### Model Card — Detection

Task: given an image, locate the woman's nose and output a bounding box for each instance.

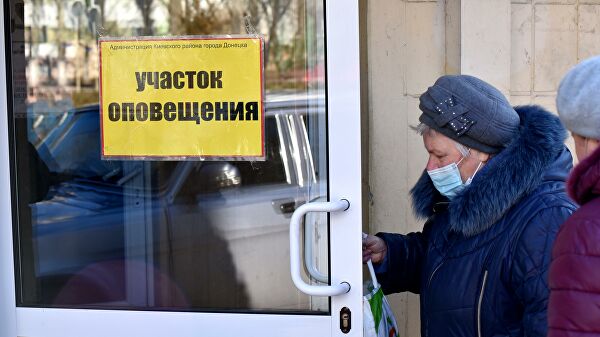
[426,158,437,171]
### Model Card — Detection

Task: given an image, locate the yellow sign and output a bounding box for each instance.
[99,36,264,159]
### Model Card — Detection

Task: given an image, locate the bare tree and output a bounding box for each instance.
[256,0,293,69]
[135,0,154,35]
[157,0,235,35]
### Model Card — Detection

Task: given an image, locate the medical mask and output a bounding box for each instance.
[427,157,483,199]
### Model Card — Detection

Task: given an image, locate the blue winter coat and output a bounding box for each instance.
[374,105,577,337]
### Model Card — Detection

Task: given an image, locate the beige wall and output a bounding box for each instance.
[366,0,598,336]
[510,1,600,112]
[367,2,443,336]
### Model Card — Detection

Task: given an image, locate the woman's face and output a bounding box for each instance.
[422,130,489,183]
[572,133,600,161]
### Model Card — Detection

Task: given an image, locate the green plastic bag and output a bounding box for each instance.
[363,259,400,337]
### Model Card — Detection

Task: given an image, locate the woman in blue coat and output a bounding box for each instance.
[363,75,577,337]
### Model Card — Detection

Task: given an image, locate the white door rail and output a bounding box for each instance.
[289,199,351,296]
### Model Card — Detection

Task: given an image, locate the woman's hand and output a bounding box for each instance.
[362,234,388,264]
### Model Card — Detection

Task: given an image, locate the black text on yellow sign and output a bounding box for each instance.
[99,37,264,160]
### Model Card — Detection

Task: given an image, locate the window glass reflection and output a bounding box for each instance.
[9,0,328,312]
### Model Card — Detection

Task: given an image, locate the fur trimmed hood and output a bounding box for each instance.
[410,105,571,237]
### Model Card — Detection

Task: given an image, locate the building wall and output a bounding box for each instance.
[367,2,444,336]
[366,0,598,336]
[510,1,600,113]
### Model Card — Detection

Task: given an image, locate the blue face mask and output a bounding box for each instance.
[427,157,482,199]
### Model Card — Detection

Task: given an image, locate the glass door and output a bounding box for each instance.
[0,0,363,336]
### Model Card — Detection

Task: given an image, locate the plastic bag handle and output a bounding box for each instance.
[363,232,380,289]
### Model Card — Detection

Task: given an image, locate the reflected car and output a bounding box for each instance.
[29,93,328,310]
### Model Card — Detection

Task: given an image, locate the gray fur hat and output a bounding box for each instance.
[419,75,520,154]
[557,55,600,139]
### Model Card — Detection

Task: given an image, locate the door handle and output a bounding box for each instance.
[274,196,329,282]
[304,213,328,283]
[290,199,351,296]
[272,198,297,214]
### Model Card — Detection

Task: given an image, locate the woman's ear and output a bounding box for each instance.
[472,149,491,163]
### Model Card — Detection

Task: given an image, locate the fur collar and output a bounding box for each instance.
[410,105,568,237]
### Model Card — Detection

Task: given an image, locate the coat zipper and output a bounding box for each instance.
[425,261,445,337]
[477,270,489,337]
[427,262,444,289]
[425,233,457,337]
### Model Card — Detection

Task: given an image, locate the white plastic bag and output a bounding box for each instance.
[363,257,400,337]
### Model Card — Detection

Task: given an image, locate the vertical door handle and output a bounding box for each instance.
[304,212,328,283]
[290,199,351,296]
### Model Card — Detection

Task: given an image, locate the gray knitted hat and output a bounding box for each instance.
[556,55,600,139]
[419,75,520,154]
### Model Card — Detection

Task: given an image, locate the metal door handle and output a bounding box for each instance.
[289,199,351,296]
[272,198,297,214]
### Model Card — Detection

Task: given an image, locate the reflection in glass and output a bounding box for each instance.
[8,0,328,312]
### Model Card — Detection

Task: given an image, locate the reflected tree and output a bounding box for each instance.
[135,0,154,35]
[159,0,233,35]
[245,0,306,87]
[255,0,293,70]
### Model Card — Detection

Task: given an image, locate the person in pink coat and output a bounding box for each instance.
[548,55,600,337]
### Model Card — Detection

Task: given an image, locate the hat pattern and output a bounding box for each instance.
[428,86,475,137]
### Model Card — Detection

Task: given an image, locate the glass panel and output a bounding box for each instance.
[7,0,327,313]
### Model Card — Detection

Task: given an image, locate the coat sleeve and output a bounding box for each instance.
[510,206,574,337]
[372,227,429,295]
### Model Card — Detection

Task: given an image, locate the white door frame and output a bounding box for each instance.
[0,0,363,335]
[0,1,18,334]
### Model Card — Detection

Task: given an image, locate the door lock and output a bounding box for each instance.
[340,307,351,333]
